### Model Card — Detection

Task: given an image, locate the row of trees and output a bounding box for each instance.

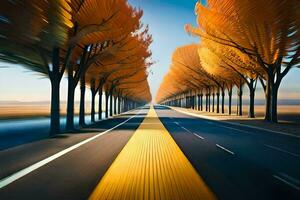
[157,0,300,123]
[0,0,152,134]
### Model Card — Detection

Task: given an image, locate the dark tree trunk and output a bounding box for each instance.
[221,90,225,114]
[118,96,121,114]
[109,93,113,117]
[238,86,243,116]
[79,75,86,127]
[271,83,279,123]
[228,88,232,115]
[91,91,96,123]
[212,93,215,112]
[105,92,109,118]
[66,70,75,131]
[98,89,103,120]
[208,91,211,112]
[114,96,117,115]
[200,94,203,111]
[248,81,255,118]
[50,78,60,135]
[216,92,220,113]
[205,93,208,111]
[265,73,272,121]
[236,90,239,115]
[197,94,201,111]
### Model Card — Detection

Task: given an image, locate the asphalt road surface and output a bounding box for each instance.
[155,105,300,200]
[0,105,299,200]
[0,108,148,199]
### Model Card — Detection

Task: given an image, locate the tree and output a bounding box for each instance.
[186,0,300,122]
[0,0,73,135]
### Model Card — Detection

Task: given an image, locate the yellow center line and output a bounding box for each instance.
[89,106,216,200]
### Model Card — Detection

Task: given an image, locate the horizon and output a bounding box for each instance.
[1,0,300,103]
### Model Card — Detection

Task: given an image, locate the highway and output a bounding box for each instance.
[0,108,147,199]
[0,105,299,199]
[156,105,300,200]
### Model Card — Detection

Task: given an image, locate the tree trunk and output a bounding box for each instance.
[105,92,109,118]
[66,72,75,131]
[238,86,243,116]
[228,88,232,115]
[208,91,211,112]
[79,75,86,127]
[118,96,121,114]
[50,78,60,135]
[114,96,117,115]
[271,83,279,123]
[91,90,96,123]
[249,87,255,118]
[236,90,239,115]
[265,73,272,121]
[221,91,225,114]
[109,93,113,117]
[98,89,103,120]
[212,93,215,112]
[205,93,208,111]
[200,94,203,111]
[197,94,201,111]
[216,92,220,113]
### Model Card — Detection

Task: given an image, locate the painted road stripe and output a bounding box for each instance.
[273,174,300,191]
[181,126,191,133]
[193,133,205,140]
[265,144,300,159]
[89,106,216,200]
[0,109,143,189]
[216,144,235,155]
[218,125,252,134]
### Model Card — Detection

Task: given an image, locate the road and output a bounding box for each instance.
[0,105,299,199]
[0,108,147,199]
[156,105,300,200]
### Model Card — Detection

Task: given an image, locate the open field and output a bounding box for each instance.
[0,102,94,119]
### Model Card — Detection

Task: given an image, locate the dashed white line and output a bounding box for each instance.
[0,109,142,189]
[219,125,252,134]
[181,126,191,133]
[177,124,205,140]
[193,133,204,140]
[273,174,300,191]
[265,144,300,159]
[216,144,235,155]
[174,122,179,125]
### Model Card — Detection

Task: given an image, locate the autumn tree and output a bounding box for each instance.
[186,0,300,122]
[0,0,74,134]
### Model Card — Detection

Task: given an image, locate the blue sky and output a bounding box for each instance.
[0,0,299,102]
[129,0,199,98]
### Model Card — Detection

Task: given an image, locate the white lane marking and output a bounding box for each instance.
[193,133,204,140]
[218,125,252,134]
[181,126,191,133]
[168,106,300,139]
[216,144,235,155]
[177,123,205,140]
[265,144,300,159]
[273,174,300,191]
[174,122,179,125]
[0,109,143,189]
